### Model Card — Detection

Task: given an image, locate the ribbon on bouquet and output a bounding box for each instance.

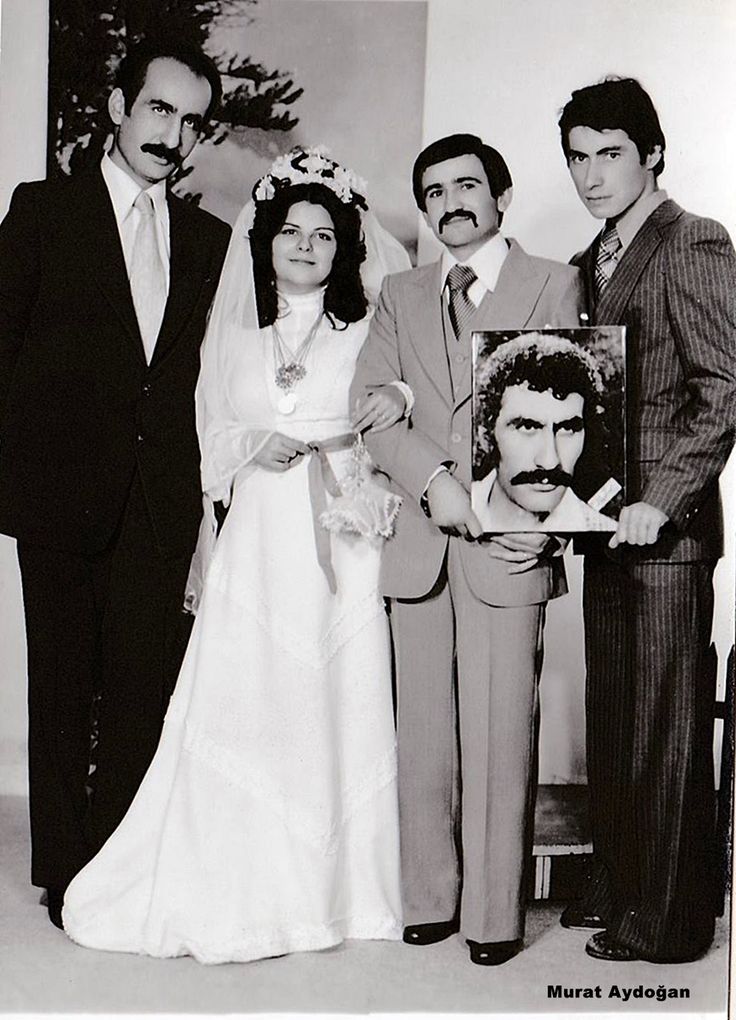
[305,432,355,594]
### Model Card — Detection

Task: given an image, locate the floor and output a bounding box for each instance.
[0,794,731,1016]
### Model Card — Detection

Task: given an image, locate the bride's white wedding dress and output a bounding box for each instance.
[62,290,403,964]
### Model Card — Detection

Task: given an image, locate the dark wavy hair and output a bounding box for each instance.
[115,39,222,122]
[558,77,666,178]
[474,339,610,496]
[249,182,368,328]
[412,133,513,223]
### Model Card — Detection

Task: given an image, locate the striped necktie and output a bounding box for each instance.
[442,263,475,342]
[129,190,167,363]
[446,264,477,341]
[594,223,622,299]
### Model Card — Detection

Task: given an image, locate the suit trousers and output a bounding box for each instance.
[582,555,718,960]
[17,472,193,890]
[392,540,544,943]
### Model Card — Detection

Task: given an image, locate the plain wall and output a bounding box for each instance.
[0,0,48,793]
[0,0,734,791]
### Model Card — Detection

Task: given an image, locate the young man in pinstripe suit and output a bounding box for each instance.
[557,78,736,963]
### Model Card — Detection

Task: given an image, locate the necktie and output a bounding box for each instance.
[129,191,167,363]
[446,264,477,341]
[594,224,621,299]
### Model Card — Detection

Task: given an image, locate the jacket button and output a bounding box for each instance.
[137,433,144,444]
[142,383,151,396]
[451,432,462,444]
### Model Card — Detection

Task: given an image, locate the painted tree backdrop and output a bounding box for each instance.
[48,0,303,198]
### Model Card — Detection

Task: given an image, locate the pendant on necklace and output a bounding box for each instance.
[277,393,297,415]
[275,363,306,391]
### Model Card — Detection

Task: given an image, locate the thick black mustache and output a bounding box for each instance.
[511,468,573,488]
[141,143,182,166]
[439,209,478,232]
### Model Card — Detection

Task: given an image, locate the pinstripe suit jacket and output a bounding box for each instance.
[574,200,736,562]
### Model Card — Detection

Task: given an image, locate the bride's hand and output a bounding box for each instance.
[352,385,405,433]
[253,432,309,471]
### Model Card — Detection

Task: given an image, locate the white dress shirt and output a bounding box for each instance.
[100,153,171,295]
[440,231,510,307]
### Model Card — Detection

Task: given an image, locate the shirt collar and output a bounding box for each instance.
[610,189,668,252]
[101,152,168,226]
[440,232,510,295]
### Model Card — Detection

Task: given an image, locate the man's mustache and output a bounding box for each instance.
[141,143,182,166]
[511,467,573,488]
[439,209,478,232]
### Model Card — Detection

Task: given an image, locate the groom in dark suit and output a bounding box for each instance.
[0,40,230,926]
[557,77,736,962]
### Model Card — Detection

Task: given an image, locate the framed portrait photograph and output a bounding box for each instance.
[471,327,626,533]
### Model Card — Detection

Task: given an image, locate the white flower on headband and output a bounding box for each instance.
[254,176,275,201]
[254,146,367,206]
[302,151,330,174]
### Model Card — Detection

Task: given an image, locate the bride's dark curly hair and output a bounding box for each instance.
[250,182,368,328]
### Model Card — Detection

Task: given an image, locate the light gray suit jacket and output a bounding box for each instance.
[351,238,584,604]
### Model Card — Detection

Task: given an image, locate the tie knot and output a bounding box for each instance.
[134,190,155,217]
[446,264,476,294]
[599,224,621,256]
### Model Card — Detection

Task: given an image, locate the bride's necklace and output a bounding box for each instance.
[271,305,324,415]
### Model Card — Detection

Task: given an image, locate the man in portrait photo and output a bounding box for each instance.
[471,331,619,532]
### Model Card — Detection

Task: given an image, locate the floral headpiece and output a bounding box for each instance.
[253,146,368,210]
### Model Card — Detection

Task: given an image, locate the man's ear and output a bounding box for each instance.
[644,145,663,173]
[496,187,513,214]
[108,87,126,127]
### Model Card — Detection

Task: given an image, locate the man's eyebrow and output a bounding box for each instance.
[568,145,623,159]
[553,415,584,432]
[423,174,482,198]
[507,416,544,429]
[147,98,174,112]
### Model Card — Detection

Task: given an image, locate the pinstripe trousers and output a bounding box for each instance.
[582,555,719,961]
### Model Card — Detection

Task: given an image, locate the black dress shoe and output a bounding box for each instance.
[403,921,457,945]
[585,930,639,961]
[560,904,607,930]
[46,887,65,930]
[467,938,522,966]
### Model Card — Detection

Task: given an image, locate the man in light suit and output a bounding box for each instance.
[557,78,736,962]
[351,134,583,965]
[0,40,230,927]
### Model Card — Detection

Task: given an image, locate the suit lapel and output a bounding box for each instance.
[80,172,145,363]
[406,260,454,406]
[573,244,596,315]
[454,240,551,406]
[150,193,211,367]
[596,200,682,324]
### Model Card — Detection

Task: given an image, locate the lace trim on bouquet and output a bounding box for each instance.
[320,434,401,540]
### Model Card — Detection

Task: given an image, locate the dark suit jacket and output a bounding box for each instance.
[0,171,230,559]
[351,240,584,603]
[574,200,736,562]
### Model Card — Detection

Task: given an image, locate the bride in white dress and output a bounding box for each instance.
[62,148,411,964]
